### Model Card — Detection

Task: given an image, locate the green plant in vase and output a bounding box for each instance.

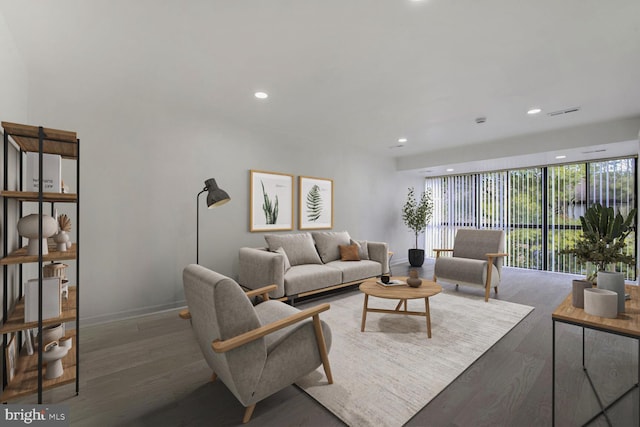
[561,202,636,282]
[402,187,433,267]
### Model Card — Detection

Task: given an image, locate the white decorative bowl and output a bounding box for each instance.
[17,214,58,256]
[584,288,618,318]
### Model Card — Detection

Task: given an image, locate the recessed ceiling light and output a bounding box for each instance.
[254,92,268,99]
[398,138,408,144]
[527,108,542,115]
[446,168,454,172]
[555,155,567,159]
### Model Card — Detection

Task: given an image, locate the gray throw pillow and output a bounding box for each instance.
[264,233,322,266]
[351,239,370,260]
[273,247,291,272]
[312,231,351,263]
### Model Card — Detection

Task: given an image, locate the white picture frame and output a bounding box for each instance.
[250,170,294,232]
[24,276,62,323]
[299,176,334,230]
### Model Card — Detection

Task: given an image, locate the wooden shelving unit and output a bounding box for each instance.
[0,287,77,334]
[0,244,77,265]
[1,121,80,403]
[0,333,77,401]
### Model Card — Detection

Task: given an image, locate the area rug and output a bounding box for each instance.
[296,290,534,426]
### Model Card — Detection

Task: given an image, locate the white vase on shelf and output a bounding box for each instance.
[53,231,70,252]
[16,214,58,256]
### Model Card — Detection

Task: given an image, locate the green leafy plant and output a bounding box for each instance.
[402,187,433,249]
[561,202,636,281]
[261,181,278,224]
[306,184,323,222]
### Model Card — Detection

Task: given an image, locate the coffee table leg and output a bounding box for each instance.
[394,299,406,311]
[361,294,369,332]
[425,297,432,338]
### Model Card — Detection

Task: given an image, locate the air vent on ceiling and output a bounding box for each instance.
[389,144,405,149]
[581,149,606,154]
[547,107,581,117]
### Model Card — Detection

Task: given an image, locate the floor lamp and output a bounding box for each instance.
[196,178,230,264]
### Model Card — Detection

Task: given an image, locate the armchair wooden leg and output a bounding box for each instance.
[484,284,490,302]
[211,372,217,382]
[312,314,333,384]
[243,404,256,424]
[494,286,498,295]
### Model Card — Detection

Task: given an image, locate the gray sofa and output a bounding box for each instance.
[239,231,389,302]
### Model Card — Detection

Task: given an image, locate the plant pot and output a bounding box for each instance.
[584,288,618,318]
[572,280,593,308]
[597,271,625,313]
[408,249,425,267]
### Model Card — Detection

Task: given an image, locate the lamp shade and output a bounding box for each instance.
[204,178,230,208]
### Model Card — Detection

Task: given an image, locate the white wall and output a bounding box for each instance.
[22,89,420,323]
[0,11,27,122]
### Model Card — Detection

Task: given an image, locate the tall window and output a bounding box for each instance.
[425,157,637,280]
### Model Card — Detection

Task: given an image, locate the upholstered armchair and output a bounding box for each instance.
[180,264,333,424]
[433,229,507,302]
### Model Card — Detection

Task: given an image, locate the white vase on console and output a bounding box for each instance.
[17,214,58,256]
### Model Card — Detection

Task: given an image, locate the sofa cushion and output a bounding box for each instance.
[339,244,360,261]
[351,239,370,260]
[324,260,382,283]
[312,231,351,263]
[264,233,322,266]
[284,264,342,296]
[273,247,291,272]
[434,256,500,287]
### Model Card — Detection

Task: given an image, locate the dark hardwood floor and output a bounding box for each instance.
[23,260,639,426]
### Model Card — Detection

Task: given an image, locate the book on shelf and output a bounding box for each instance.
[25,151,61,193]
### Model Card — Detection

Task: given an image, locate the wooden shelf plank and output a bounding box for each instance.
[1,332,77,402]
[0,287,77,334]
[1,121,78,159]
[0,191,77,203]
[0,244,77,265]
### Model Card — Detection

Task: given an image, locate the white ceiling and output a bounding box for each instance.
[1,0,640,164]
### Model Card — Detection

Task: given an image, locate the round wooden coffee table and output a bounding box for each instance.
[359,276,442,338]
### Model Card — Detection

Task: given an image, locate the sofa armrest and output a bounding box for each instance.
[238,247,286,298]
[367,241,389,274]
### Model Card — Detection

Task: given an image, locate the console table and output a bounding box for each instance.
[552,284,639,426]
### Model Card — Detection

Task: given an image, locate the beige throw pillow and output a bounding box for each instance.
[312,231,351,263]
[264,233,322,266]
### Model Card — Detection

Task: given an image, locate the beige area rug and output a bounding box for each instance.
[296,290,534,427]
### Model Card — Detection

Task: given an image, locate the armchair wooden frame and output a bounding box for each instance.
[180,284,333,424]
[433,249,508,302]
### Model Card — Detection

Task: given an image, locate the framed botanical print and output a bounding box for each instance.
[299,176,333,230]
[250,170,294,232]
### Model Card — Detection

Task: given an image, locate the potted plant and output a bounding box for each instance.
[402,187,433,267]
[562,202,636,282]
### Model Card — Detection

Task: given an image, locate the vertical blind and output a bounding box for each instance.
[424,157,636,280]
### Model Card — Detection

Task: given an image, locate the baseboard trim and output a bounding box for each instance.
[81,300,187,326]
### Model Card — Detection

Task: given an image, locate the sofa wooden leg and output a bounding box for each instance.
[211,372,217,382]
[494,286,498,295]
[243,404,256,424]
